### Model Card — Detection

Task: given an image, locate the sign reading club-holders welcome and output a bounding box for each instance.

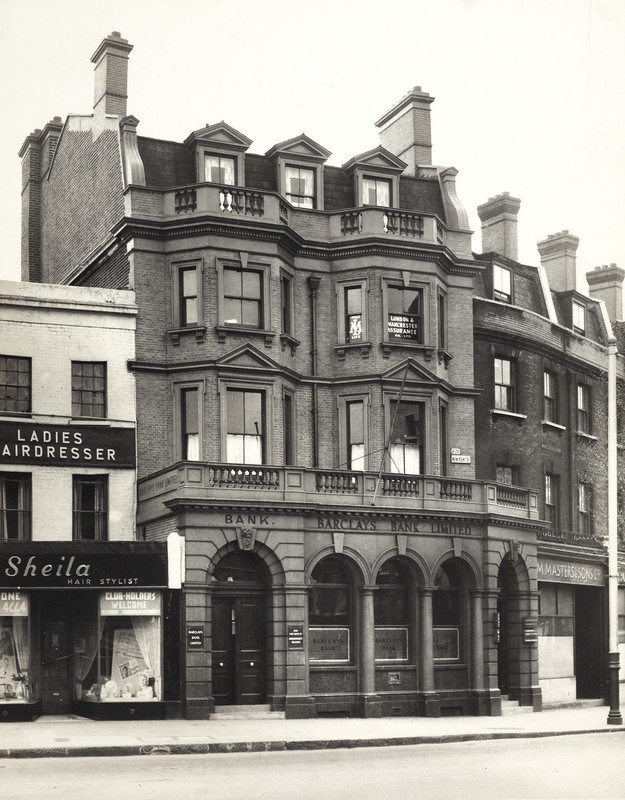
[0,421,135,468]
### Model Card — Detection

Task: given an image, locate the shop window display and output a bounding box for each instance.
[0,592,31,703]
[76,592,162,703]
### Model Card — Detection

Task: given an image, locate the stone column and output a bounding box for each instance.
[359,586,381,716]
[470,589,485,691]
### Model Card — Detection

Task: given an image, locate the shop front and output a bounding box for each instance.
[537,555,606,706]
[0,541,178,722]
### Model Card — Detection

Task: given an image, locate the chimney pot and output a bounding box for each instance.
[477,192,521,260]
[586,262,625,322]
[91,31,133,118]
[537,231,579,293]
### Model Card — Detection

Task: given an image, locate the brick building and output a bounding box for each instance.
[0,281,177,721]
[13,31,625,720]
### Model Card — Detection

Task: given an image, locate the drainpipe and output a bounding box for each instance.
[308,276,321,468]
[607,334,622,724]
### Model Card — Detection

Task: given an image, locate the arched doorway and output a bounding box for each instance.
[211,551,270,705]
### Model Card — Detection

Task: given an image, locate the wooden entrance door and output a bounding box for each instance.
[41,597,72,714]
[212,595,265,705]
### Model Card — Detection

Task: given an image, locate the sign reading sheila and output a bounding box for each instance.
[0,421,135,469]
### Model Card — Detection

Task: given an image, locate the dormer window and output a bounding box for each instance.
[362,176,391,207]
[285,165,315,208]
[266,135,331,212]
[573,301,586,335]
[204,154,236,185]
[493,264,512,303]
[343,146,406,212]
[184,121,252,187]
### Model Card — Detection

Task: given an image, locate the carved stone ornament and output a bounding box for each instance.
[237,527,257,551]
[509,540,521,561]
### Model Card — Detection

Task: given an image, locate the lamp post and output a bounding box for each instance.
[607,334,622,724]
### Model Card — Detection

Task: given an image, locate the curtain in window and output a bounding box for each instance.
[74,617,104,689]
[131,617,161,698]
[12,618,29,677]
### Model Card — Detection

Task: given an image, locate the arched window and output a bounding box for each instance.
[212,551,267,584]
[433,561,464,662]
[374,558,410,662]
[309,557,353,664]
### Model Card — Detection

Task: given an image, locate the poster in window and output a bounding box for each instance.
[109,628,150,699]
[309,627,350,662]
[374,627,408,661]
[433,627,459,661]
[388,314,419,341]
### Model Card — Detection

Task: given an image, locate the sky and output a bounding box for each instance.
[1,0,624,292]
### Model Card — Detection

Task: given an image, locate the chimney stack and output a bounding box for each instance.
[586,264,625,322]
[477,193,521,260]
[91,31,133,118]
[537,231,579,294]
[375,87,434,174]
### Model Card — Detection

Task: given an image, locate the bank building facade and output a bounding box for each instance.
[5,31,625,720]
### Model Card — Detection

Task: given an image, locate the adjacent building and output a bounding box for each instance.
[7,31,624,721]
[0,280,177,721]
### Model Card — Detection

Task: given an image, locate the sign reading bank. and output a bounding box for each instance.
[0,421,135,469]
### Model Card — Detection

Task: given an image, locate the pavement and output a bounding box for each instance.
[1,702,624,759]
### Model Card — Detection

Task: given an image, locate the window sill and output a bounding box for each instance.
[0,411,32,419]
[335,341,372,360]
[70,418,111,426]
[381,342,435,360]
[542,420,566,432]
[491,409,527,422]
[215,325,275,347]
[577,431,598,442]
[280,333,301,354]
[167,325,206,345]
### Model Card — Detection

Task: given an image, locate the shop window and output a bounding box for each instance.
[71,362,106,418]
[545,472,559,527]
[494,357,516,412]
[577,384,591,433]
[72,475,108,541]
[0,472,31,540]
[283,390,295,466]
[573,301,586,335]
[223,266,264,328]
[433,562,463,661]
[76,592,162,703]
[285,165,315,208]
[387,399,424,475]
[543,369,557,423]
[493,264,512,303]
[618,589,625,644]
[578,482,592,536]
[226,388,265,464]
[309,557,353,663]
[0,355,31,414]
[538,583,574,636]
[362,176,391,207]
[374,559,410,662]
[387,286,423,343]
[204,154,236,185]
[0,592,31,703]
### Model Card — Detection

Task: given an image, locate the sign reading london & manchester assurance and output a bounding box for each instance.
[0,421,135,469]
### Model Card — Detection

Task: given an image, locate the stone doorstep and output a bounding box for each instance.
[210,704,286,720]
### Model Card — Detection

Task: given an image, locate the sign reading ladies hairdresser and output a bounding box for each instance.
[0,421,135,468]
